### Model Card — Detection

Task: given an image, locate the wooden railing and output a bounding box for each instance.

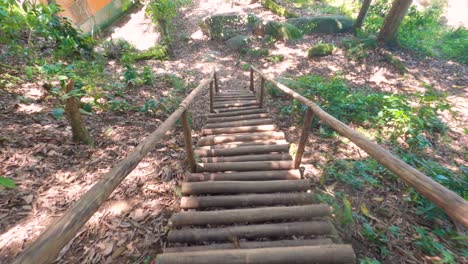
[249,66,468,228]
[14,70,218,264]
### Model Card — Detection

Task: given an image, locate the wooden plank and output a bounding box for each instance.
[259,77,265,108]
[158,245,355,264]
[197,140,288,150]
[200,153,291,163]
[167,221,332,243]
[181,110,195,172]
[181,179,309,195]
[180,192,315,209]
[294,108,314,169]
[207,113,270,123]
[196,131,285,146]
[201,124,278,136]
[215,105,261,112]
[207,108,267,118]
[169,204,331,227]
[195,144,289,157]
[185,170,301,182]
[204,118,274,129]
[251,65,468,228]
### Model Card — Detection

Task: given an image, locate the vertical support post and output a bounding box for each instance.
[214,71,219,93]
[181,110,196,173]
[249,67,254,92]
[209,81,214,113]
[294,108,314,169]
[259,77,265,108]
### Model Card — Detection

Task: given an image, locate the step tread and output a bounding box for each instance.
[195,144,290,157]
[185,170,301,182]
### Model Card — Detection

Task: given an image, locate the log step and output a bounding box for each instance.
[213,101,259,108]
[208,108,266,118]
[157,245,356,264]
[204,118,274,129]
[180,192,315,209]
[167,221,332,243]
[214,105,260,113]
[197,131,285,146]
[201,125,278,136]
[195,144,290,157]
[169,204,331,227]
[200,153,291,163]
[163,238,334,252]
[207,113,270,124]
[185,170,301,182]
[197,140,289,150]
[181,179,309,195]
[196,160,295,172]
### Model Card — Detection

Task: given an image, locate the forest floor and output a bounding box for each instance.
[0,0,466,263]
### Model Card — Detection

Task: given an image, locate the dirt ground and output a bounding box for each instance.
[0,0,466,263]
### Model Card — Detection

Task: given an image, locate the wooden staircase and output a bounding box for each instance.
[157,90,356,263]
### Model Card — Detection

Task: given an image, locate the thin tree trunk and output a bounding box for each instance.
[377,0,413,46]
[158,19,173,56]
[354,0,372,33]
[65,79,93,146]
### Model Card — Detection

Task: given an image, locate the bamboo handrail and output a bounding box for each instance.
[250,66,468,228]
[14,71,216,264]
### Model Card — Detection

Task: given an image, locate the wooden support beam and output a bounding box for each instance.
[200,153,291,163]
[259,77,265,108]
[214,71,219,93]
[294,108,314,169]
[158,245,356,264]
[197,131,285,146]
[181,110,196,172]
[250,67,254,92]
[209,81,214,113]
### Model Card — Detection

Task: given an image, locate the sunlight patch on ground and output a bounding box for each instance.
[15,103,44,114]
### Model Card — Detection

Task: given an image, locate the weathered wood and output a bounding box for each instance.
[294,108,314,169]
[65,79,93,146]
[181,110,196,172]
[197,131,285,146]
[215,105,261,113]
[214,71,219,93]
[197,140,288,150]
[181,179,309,195]
[207,108,267,118]
[213,101,259,108]
[195,144,289,157]
[207,113,270,123]
[209,81,214,113]
[185,170,301,182]
[13,73,216,264]
[164,238,334,253]
[180,192,315,209]
[201,124,278,136]
[204,118,274,129]
[169,204,331,227]
[259,77,265,108]
[201,153,291,163]
[196,160,295,172]
[250,67,254,92]
[168,221,331,243]
[214,96,257,101]
[158,245,355,264]
[251,66,468,228]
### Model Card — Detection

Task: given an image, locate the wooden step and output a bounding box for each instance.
[157,245,356,264]
[164,238,334,252]
[207,113,270,124]
[169,204,331,227]
[167,221,332,243]
[197,140,288,150]
[208,108,266,118]
[214,105,260,112]
[213,101,259,108]
[204,118,274,129]
[180,192,315,209]
[195,144,290,157]
[181,179,309,195]
[201,125,278,136]
[196,160,294,172]
[185,170,301,182]
[197,131,285,146]
[200,153,291,163]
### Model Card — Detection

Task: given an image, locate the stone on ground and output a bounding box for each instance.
[199,13,260,40]
[308,44,334,57]
[227,35,251,51]
[287,16,353,34]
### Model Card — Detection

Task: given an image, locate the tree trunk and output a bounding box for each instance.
[354,0,372,33]
[65,79,93,146]
[158,18,173,56]
[377,0,413,46]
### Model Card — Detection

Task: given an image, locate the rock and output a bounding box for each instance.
[287,16,353,34]
[254,20,302,41]
[199,13,260,40]
[261,0,299,18]
[227,35,251,51]
[308,44,334,57]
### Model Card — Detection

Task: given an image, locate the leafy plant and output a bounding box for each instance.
[142,66,155,85]
[0,176,16,189]
[415,227,455,263]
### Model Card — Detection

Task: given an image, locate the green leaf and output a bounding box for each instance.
[79,108,93,116]
[57,75,68,81]
[52,107,65,120]
[0,177,16,189]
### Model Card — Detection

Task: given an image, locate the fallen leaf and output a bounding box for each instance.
[372,197,384,203]
[22,194,34,204]
[98,240,114,257]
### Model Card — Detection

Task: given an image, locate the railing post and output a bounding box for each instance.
[181,110,196,173]
[294,108,314,169]
[259,77,265,108]
[249,67,254,92]
[214,71,219,93]
[209,80,214,113]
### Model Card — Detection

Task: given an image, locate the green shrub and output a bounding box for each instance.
[308,43,334,57]
[101,38,136,59]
